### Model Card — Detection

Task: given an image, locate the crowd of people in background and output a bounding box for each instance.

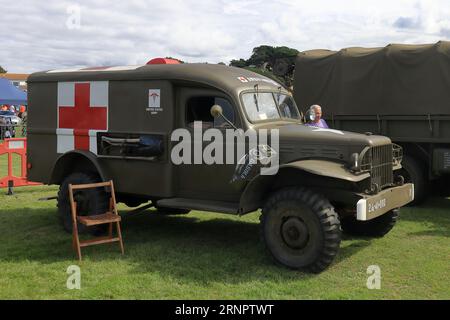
[1,104,27,119]
[0,104,27,139]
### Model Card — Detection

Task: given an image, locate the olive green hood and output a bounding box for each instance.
[275,123,390,146]
[256,122,391,164]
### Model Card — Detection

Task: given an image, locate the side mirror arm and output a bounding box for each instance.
[218,114,238,130]
[211,104,239,130]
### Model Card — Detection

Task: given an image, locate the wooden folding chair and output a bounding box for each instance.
[68,180,124,261]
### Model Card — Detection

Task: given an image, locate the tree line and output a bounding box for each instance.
[229,45,298,89]
[0,45,298,87]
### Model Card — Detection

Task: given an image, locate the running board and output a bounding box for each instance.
[156,198,239,214]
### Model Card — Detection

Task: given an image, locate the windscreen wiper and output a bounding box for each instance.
[253,84,260,112]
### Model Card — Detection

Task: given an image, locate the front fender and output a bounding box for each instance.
[50,150,110,184]
[281,159,370,182]
[238,159,369,214]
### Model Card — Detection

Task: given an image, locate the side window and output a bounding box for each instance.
[213,98,235,128]
[186,96,235,129]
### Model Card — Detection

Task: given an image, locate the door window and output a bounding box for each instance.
[186,96,235,129]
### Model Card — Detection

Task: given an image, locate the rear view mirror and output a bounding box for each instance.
[306,109,315,121]
[210,104,237,130]
[210,104,223,118]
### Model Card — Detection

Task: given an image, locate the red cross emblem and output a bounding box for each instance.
[57,81,108,153]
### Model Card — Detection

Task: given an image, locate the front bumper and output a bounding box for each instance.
[356,183,414,221]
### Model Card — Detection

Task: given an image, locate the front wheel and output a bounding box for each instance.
[260,187,342,273]
[340,209,399,237]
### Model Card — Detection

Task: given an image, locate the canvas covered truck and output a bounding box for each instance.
[27,62,413,272]
[292,41,450,204]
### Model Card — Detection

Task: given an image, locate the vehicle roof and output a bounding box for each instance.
[297,40,450,59]
[294,41,450,116]
[28,63,289,97]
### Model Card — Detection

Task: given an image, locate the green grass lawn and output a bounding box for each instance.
[0,184,449,299]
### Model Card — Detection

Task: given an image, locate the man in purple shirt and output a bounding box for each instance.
[305,104,329,128]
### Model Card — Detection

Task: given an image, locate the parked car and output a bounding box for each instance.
[0,110,22,126]
[0,112,17,140]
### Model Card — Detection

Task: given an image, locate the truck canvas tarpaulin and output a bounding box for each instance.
[293,41,450,115]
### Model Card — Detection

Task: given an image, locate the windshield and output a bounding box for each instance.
[242,92,300,122]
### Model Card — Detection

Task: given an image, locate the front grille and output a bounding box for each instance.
[360,144,394,190]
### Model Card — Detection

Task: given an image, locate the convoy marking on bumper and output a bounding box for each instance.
[357,199,367,221]
[356,183,414,221]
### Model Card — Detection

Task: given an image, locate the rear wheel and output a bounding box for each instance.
[397,155,427,205]
[57,172,109,234]
[340,209,399,237]
[260,187,341,273]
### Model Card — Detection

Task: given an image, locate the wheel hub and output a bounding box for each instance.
[281,217,309,249]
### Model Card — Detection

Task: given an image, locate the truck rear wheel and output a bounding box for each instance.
[340,209,399,237]
[397,155,427,205]
[57,172,109,235]
[260,187,341,273]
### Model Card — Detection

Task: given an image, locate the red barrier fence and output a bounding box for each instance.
[0,138,41,194]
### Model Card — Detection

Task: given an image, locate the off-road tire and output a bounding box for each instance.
[57,172,109,234]
[397,155,427,205]
[260,187,341,273]
[154,206,191,215]
[340,209,399,237]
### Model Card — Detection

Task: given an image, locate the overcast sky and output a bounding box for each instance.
[1,0,449,73]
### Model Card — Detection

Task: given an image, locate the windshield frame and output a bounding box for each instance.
[239,89,301,124]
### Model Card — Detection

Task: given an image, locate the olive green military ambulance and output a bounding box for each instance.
[27,62,413,272]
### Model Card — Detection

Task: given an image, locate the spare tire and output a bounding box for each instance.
[273,59,290,76]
